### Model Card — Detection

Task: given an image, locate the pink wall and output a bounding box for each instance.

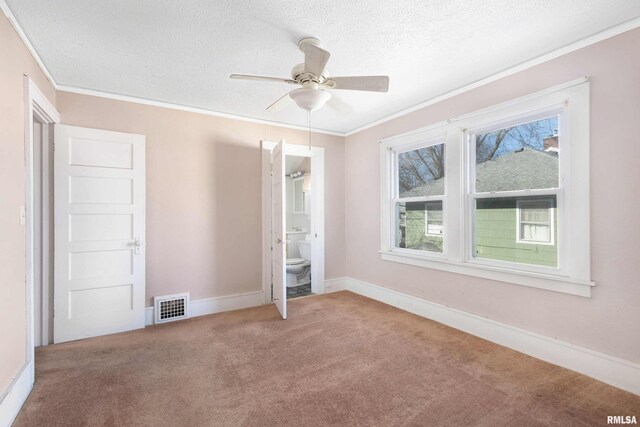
[345,28,640,363]
[55,92,346,306]
[0,15,56,394]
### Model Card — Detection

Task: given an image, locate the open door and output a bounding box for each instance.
[54,125,146,343]
[271,140,287,319]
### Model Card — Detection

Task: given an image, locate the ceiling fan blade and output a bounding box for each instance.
[266,92,293,112]
[327,93,353,114]
[302,43,330,77]
[327,76,389,92]
[229,74,298,85]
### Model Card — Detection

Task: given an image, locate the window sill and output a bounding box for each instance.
[379,251,594,297]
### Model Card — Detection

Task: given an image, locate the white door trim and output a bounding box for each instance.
[18,76,59,420]
[261,142,273,305]
[261,140,325,304]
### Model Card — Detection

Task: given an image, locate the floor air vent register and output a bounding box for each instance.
[154,293,190,324]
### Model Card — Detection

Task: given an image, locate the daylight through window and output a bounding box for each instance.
[395,143,445,254]
[379,80,593,296]
[470,114,560,268]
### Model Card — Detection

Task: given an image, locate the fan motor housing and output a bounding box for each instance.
[291,63,327,83]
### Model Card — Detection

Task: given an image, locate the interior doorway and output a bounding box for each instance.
[284,154,313,299]
[261,140,325,313]
[31,114,54,347]
[24,77,60,390]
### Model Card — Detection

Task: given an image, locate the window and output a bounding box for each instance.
[380,79,593,297]
[470,114,560,268]
[394,142,445,254]
[517,199,554,245]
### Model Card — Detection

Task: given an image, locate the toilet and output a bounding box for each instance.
[286,238,311,287]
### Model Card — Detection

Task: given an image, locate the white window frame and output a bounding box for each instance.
[466,108,564,276]
[379,78,594,297]
[516,199,555,245]
[388,136,447,258]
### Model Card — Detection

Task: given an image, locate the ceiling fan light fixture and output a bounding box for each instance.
[289,88,331,112]
[230,37,389,114]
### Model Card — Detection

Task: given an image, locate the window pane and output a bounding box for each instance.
[396,201,443,253]
[474,196,557,267]
[398,143,445,197]
[475,116,559,192]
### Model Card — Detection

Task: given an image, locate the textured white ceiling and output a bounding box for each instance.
[6,0,640,133]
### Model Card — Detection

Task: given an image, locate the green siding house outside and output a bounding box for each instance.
[398,147,558,267]
[475,197,557,267]
[399,202,443,252]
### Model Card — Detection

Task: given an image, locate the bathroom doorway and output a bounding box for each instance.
[284,154,312,299]
[261,141,325,309]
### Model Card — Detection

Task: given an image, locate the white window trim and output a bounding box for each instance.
[466,106,565,275]
[516,198,555,245]
[389,136,447,256]
[379,77,594,297]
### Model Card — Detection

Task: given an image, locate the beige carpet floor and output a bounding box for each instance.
[14,291,640,426]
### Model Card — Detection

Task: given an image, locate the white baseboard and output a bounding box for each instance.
[0,361,33,427]
[145,290,264,325]
[342,277,640,396]
[324,277,349,293]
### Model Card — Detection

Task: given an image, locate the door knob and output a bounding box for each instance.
[133,237,143,255]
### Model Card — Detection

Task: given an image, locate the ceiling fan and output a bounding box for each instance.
[229,37,389,113]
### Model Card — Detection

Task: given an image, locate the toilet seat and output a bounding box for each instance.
[286,258,306,265]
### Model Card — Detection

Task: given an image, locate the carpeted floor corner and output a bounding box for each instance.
[14,291,640,426]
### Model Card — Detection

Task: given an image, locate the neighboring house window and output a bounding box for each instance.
[379,79,593,297]
[517,199,554,245]
[425,203,444,236]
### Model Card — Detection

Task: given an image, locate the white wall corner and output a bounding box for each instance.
[145,290,264,326]
[0,361,33,427]
[342,277,640,396]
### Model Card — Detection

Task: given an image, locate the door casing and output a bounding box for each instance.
[24,76,60,383]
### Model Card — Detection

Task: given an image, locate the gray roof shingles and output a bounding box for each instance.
[399,148,558,197]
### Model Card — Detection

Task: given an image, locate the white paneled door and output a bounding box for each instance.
[271,141,286,319]
[54,125,146,343]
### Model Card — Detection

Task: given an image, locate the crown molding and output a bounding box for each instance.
[55,85,345,136]
[3,0,639,137]
[1,0,344,136]
[0,0,57,88]
[344,16,640,137]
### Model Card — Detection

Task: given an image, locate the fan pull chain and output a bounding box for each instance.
[307,110,312,150]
